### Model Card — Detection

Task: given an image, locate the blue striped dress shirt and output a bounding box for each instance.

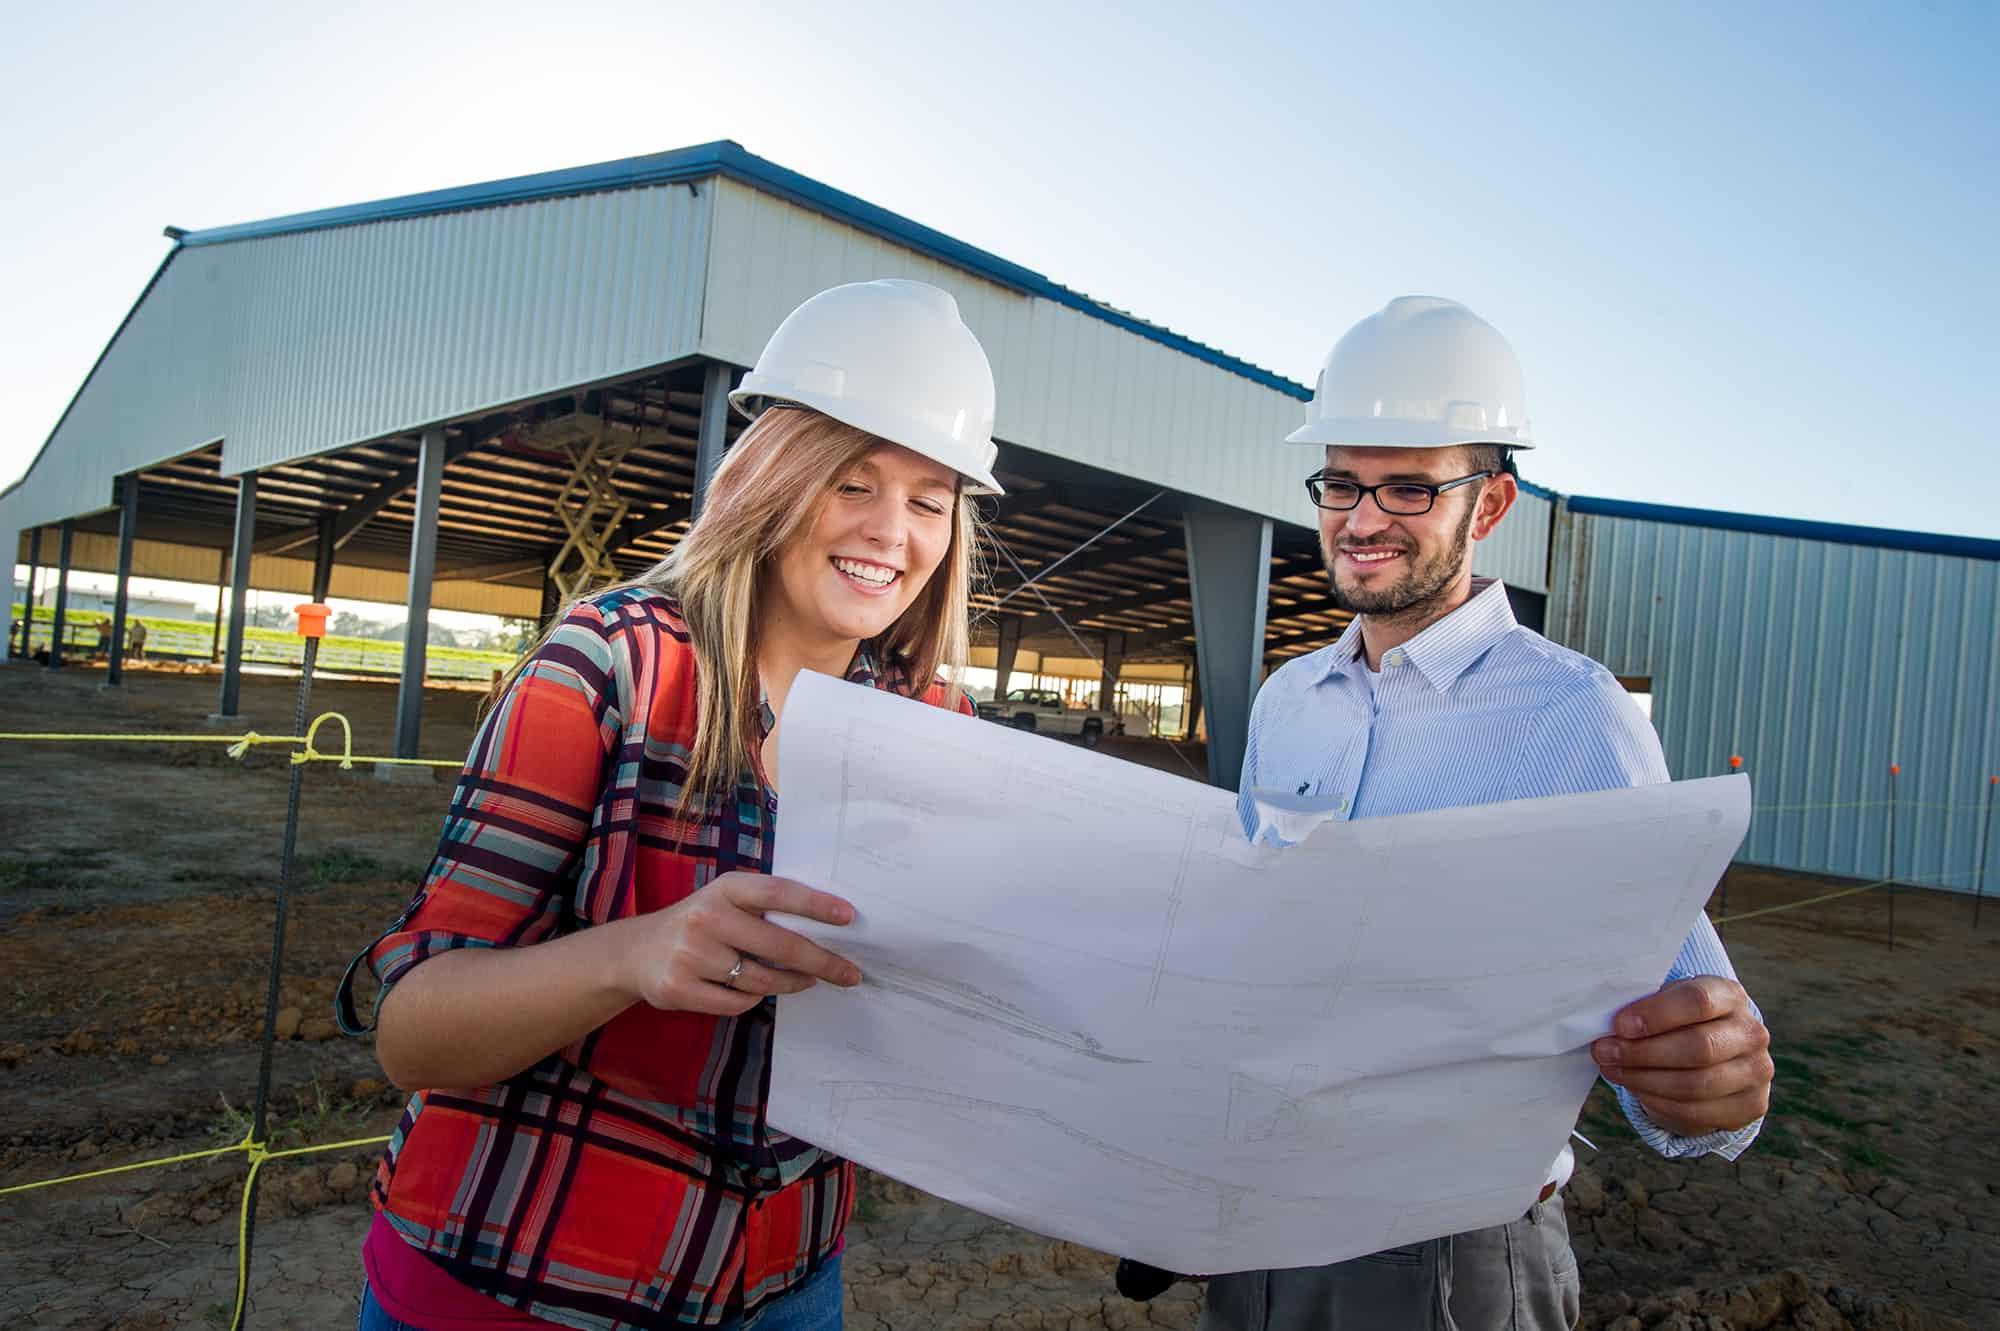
[1238,578,1762,1163]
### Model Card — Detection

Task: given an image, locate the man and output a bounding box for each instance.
[1199,297,1773,1330]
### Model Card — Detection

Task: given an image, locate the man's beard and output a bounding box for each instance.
[1322,501,1477,621]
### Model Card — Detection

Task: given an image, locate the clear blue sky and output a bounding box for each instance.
[4,1,1994,538]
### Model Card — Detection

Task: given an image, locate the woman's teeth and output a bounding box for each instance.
[833,557,898,587]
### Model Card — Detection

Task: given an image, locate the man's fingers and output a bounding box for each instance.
[1633,1084,1771,1136]
[1600,1050,1773,1101]
[1613,975,1746,1039]
[1594,1012,1769,1070]
[724,874,856,928]
[718,913,863,987]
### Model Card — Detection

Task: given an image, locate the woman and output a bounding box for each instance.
[335,278,1004,1330]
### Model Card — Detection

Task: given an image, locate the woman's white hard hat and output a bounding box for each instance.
[1287,296,1535,451]
[730,278,1006,494]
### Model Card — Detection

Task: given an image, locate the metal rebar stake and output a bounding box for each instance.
[1885,764,1899,951]
[1976,776,1996,932]
[236,609,325,1330]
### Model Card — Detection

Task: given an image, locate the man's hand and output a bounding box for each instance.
[1592,976,1772,1136]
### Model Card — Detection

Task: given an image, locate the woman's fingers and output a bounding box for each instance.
[725,956,820,997]
[723,874,857,928]
[715,912,860,985]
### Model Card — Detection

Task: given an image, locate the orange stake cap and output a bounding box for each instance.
[1728,755,1743,769]
[1890,764,1901,776]
[294,603,332,639]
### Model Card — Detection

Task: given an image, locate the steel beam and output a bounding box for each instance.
[216,475,258,717]
[309,516,337,603]
[992,615,1023,701]
[1183,501,1271,791]
[47,521,74,669]
[209,546,228,663]
[106,475,139,686]
[692,361,733,520]
[1098,631,1125,713]
[16,527,41,660]
[393,426,446,761]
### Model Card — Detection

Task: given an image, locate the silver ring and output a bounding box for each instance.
[725,956,746,987]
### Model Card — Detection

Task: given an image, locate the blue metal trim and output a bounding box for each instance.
[1566,495,2000,563]
[175,141,1311,401]
[1517,477,1558,501]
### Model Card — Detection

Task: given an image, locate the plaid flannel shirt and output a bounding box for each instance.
[336,587,969,1328]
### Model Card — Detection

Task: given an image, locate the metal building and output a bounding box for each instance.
[0,141,1548,786]
[1550,498,2000,898]
[5,141,1992,898]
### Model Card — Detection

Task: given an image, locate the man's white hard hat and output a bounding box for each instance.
[1287,296,1535,452]
[731,278,1005,494]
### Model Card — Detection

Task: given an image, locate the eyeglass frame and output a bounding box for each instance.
[1303,470,1495,516]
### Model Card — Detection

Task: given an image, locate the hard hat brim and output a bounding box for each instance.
[1284,418,1535,450]
[730,387,1006,496]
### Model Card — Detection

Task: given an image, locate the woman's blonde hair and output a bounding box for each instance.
[505,405,980,817]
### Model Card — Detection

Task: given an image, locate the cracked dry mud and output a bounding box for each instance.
[2,664,1994,1329]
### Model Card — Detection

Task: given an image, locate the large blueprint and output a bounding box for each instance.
[767,672,1750,1273]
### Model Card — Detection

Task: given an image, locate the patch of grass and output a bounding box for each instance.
[215,1078,380,1152]
[302,847,392,884]
[0,853,106,895]
[1843,1139,1897,1172]
[1755,1122,1803,1159]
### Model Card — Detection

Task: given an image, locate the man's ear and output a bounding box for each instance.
[1470,473,1518,542]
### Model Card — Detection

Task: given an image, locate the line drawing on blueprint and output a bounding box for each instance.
[861,960,1145,1064]
[1225,1066,1331,1145]
[824,1080,1252,1233]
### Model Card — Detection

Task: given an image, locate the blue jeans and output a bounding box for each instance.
[358,1256,844,1330]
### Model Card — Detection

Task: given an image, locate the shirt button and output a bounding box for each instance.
[1386,650,1406,666]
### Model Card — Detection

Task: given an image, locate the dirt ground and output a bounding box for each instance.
[2,660,1994,1331]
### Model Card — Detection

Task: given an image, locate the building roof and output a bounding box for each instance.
[177,139,1311,403]
[1565,495,2000,563]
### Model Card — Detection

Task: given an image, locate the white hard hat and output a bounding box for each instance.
[731,278,1005,494]
[1287,296,1534,451]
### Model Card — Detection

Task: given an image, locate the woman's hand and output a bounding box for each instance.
[619,873,864,1016]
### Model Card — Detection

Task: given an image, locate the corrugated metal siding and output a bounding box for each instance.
[1473,488,1552,594]
[1558,509,2000,895]
[6,184,712,531]
[701,179,1316,530]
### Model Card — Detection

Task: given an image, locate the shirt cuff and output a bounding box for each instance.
[1613,1082,1764,1161]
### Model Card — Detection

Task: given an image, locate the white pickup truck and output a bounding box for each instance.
[976,688,1124,746]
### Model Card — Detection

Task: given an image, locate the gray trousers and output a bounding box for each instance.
[1199,1197,1580,1331]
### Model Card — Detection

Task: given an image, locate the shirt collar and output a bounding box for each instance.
[757,641,891,738]
[1313,577,1516,693]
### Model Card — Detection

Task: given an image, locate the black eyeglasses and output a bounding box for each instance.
[1305,471,1494,515]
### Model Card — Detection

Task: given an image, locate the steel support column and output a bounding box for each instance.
[216,475,258,717]
[1098,631,1126,714]
[47,521,75,670]
[1183,502,1271,790]
[992,615,1023,702]
[16,527,42,660]
[392,425,446,761]
[106,474,140,686]
[209,546,228,663]
[691,361,734,519]
[309,515,337,603]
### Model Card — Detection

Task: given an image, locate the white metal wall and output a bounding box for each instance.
[1,184,713,533]
[700,179,1317,531]
[1552,508,2000,895]
[1474,487,1552,595]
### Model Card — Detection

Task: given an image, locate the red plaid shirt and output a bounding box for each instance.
[337,588,969,1328]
